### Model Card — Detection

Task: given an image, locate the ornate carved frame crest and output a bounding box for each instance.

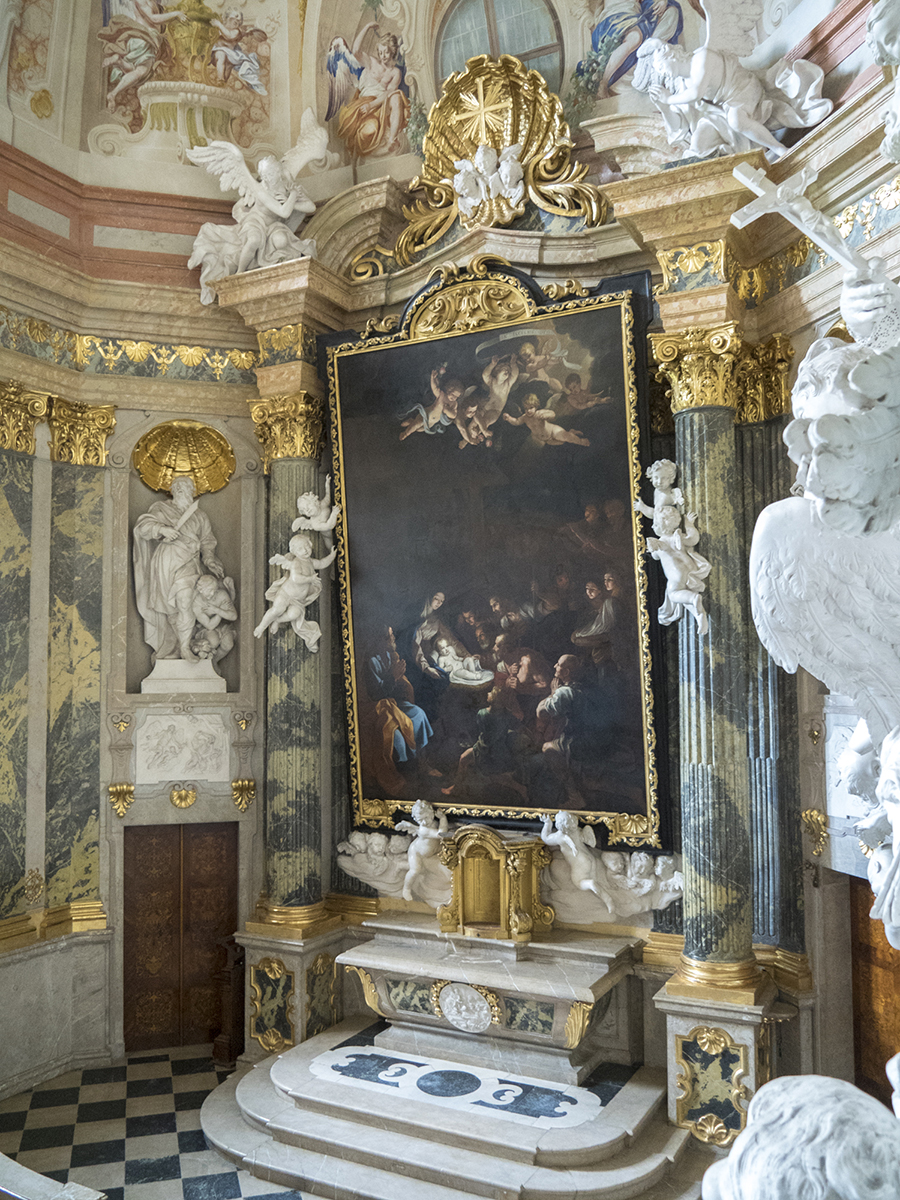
[326,256,667,847]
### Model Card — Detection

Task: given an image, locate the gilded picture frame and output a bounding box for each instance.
[327,259,666,846]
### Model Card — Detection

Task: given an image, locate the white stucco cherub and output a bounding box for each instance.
[252,533,336,651]
[541,810,616,911]
[292,474,340,550]
[634,458,684,521]
[646,505,711,634]
[394,799,450,903]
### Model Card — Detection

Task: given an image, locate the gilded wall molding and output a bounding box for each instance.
[0,379,50,453]
[0,303,257,384]
[250,392,325,470]
[48,396,116,466]
[650,326,793,423]
[232,779,256,812]
[108,783,135,818]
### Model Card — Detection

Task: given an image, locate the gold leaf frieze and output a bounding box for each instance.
[48,396,116,467]
[132,420,236,495]
[394,54,606,266]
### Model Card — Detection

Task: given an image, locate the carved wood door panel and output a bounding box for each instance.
[123,823,238,1051]
[850,875,900,1106]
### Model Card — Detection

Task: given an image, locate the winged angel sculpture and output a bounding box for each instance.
[738,161,900,948]
[186,109,331,304]
[632,0,831,160]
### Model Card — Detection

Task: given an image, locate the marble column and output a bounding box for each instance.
[247,393,340,938]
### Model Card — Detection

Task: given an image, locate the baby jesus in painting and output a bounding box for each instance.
[502,394,591,447]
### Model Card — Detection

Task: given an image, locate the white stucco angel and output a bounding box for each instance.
[452,144,525,219]
[868,0,900,163]
[394,799,451,903]
[292,475,340,550]
[740,164,900,948]
[186,109,330,304]
[540,811,617,911]
[252,533,336,652]
[632,0,831,161]
[643,505,711,634]
[634,458,684,521]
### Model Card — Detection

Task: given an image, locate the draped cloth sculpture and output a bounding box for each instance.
[632,0,831,160]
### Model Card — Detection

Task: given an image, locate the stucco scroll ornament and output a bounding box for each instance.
[738,164,900,947]
[635,460,711,634]
[701,1052,900,1199]
[292,474,340,551]
[252,532,336,652]
[186,108,330,305]
[868,0,900,164]
[452,144,525,220]
[631,0,831,161]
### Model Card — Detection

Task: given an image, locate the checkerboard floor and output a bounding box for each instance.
[0,1044,309,1200]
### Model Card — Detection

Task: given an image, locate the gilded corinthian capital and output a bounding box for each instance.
[650,325,793,424]
[250,392,325,471]
[49,396,117,466]
[0,380,50,454]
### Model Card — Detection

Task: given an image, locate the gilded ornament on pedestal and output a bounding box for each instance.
[232,779,256,812]
[394,54,606,267]
[344,964,385,1016]
[48,396,117,466]
[250,957,295,1050]
[132,420,235,495]
[108,783,135,818]
[564,1000,595,1049]
[0,380,50,454]
[801,808,828,856]
[675,1024,750,1147]
[250,392,325,471]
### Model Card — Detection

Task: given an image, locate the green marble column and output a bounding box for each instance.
[45,463,104,916]
[0,448,33,922]
[652,325,763,1001]
[250,393,340,936]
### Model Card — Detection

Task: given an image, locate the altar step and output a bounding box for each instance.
[202,1018,710,1200]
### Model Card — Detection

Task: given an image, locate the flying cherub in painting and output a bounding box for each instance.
[558,373,611,412]
[503,393,591,447]
[399,364,472,440]
[458,354,521,448]
[209,10,268,94]
[517,337,570,393]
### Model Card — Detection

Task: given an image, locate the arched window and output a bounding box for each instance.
[436,0,563,95]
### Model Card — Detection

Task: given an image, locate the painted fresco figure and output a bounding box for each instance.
[325,25,410,160]
[133,475,225,664]
[98,0,187,111]
[583,0,685,99]
[209,9,267,93]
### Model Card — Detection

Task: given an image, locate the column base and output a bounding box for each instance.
[664,954,770,1005]
[655,970,783,1148]
[245,898,343,941]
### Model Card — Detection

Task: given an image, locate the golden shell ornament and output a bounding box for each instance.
[131,420,236,494]
[395,54,606,266]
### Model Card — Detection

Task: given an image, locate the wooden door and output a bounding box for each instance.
[849,875,900,1106]
[123,823,238,1051]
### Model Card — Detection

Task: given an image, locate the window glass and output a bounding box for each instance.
[437,0,562,91]
[440,0,492,83]
[494,0,555,56]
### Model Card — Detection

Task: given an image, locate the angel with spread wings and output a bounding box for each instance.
[186,110,329,304]
[632,0,831,159]
[325,23,410,161]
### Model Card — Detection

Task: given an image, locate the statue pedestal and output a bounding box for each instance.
[141,659,226,694]
[337,912,643,1086]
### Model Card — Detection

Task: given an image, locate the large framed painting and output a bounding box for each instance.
[327,259,667,846]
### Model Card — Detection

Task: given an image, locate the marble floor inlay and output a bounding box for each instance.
[309,1039,632,1129]
[0,1044,309,1200]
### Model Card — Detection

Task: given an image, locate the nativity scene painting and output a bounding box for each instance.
[330,297,662,830]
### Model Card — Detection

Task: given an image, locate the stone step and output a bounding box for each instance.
[262,1019,666,1168]
[204,1071,693,1200]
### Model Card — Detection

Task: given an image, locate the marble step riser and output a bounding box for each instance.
[268,1084,656,1166]
[262,1117,687,1200]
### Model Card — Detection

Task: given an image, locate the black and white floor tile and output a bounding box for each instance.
[0,1044,309,1200]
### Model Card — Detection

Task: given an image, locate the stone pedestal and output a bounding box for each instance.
[336,912,642,1085]
[140,658,226,693]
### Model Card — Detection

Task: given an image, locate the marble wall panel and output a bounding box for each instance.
[0,450,33,919]
[45,463,103,909]
[503,996,555,1036]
